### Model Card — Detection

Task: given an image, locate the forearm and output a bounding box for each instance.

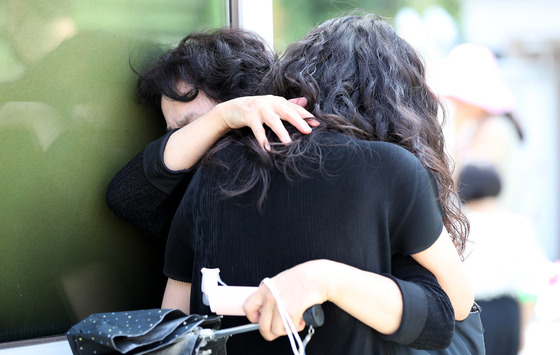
[163,105,229,171]
[412,229,474,320]
[162,96,316,171]
[324,260,404,335]
[161,279,191,314]
[262,260,404,334]
[245,259,450,344]
[318,259,452,346]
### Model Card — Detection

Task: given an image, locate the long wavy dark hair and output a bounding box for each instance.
[203,14,469,254]
[134,27,275,119]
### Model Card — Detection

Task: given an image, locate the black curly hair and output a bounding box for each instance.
[134,27,275,119]
[202,13,469,255]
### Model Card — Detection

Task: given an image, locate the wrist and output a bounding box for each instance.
[210,102,233,135]
[309,259,338,303]
[319,260,358,306]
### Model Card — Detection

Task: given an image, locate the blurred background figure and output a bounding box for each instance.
[458,163,549,355]
[438,43,525,211]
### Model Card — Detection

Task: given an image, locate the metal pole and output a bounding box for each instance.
[227,0,274,49]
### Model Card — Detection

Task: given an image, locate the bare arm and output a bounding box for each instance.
[243,232,471,342]
[325,262,404,334]
[161,278,191,314]
[163,96,317,171]
[243,259,404,340]
[106,96,315,241]
[412,229,474,320]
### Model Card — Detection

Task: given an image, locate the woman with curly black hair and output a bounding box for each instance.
[162,13,473,354]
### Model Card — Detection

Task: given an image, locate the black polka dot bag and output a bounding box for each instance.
[65,308,223,355]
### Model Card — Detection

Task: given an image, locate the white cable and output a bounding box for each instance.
[217,274,228,286]
[261,277,306,355]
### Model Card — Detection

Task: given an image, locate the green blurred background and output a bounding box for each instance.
[0,0,226,342]
[0,0,458,343]
[272,0,459,51]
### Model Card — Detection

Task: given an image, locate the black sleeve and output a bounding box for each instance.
[387,148,444,255]
[379,255,454,350]
[105,131,193,245]
[106,150,186,245]
[143,130,192,195]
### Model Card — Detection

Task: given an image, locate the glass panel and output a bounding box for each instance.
[0,0,226,343]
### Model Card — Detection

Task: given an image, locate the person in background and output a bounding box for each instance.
[161,13,473,354]
[437,43,525,210]
[458,162,549,355]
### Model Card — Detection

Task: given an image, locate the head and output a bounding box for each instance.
[272,14,439,143]
[135,28,274,129]
[159,81,216,130]
[271,13,468,253]
[458,163,502,203]
[439,44,524,141]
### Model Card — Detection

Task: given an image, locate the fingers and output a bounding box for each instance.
[222,95,319,151]
[262,100,316,144]
[247,120,271,151]
[305,117,321,127]
[259,292,280,341]
[288,97,307,107]
[270,306,287,339]
[262,113,293,145]
[244,286,282,341]
[287,97,320,127]
[244,284,305,342]
[243,289,263,324]
[280,101,315,133]
[269,306,305,336]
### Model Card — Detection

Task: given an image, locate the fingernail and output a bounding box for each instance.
[264,142,271,151]
[306,117,320,126]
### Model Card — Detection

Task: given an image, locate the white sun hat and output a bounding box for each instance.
[439,43,515,115]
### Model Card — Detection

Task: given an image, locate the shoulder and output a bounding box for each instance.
[320,132,417,160]
[317,132,428,176]
[358,139,427,177]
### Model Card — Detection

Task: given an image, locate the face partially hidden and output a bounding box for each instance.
[161,81,217,130]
